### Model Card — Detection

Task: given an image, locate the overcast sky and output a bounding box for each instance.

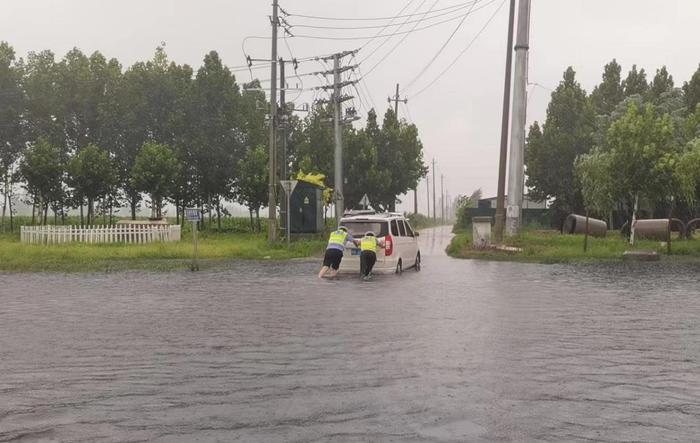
[2,0,699,213]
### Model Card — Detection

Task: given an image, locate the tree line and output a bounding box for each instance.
[0,42,426,231]
[525,60,700,229]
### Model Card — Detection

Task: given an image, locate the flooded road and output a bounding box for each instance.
[1,226,699,442]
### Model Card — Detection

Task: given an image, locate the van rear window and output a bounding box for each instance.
[341,221,389,238]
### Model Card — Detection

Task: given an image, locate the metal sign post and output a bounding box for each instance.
[185,208,201,271]
[359,194,370,210]
[279,180,298,248]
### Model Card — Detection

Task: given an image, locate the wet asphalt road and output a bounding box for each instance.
[1,226,699,442]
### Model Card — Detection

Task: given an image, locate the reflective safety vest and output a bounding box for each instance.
[360,236,378,253]
[328,230,348,247]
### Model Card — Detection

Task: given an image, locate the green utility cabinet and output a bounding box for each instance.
[290,181,324,233]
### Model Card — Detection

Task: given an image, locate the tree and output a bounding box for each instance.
[343,128,383,209]
[115,46,192,219]
[591,59,624,115]
[575,149,616,218]
[0,42,25,232]
[601,102,677,220]
[525,67,595,216]
[236,146,268,232]
[683,64,700,114]
[622,64,648,97]
[676,138,700,206]
[67,144,116,224]
[19,138,66,224]
[372,109,427,211]
[648,66,674,102]
[188,51,241,228]
[130,142,180,219]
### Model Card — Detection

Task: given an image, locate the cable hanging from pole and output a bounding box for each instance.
[289,2,499,42]
[281,0,479,21]
[406,0,507,99]
[287,2,482,30]
[400,0,481,94]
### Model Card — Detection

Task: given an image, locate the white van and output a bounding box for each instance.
[338,212,421,274]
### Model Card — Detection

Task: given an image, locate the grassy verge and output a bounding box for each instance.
[447,229,700,264]
[0,229,326,273]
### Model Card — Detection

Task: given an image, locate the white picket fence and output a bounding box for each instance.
[20,224,182,245]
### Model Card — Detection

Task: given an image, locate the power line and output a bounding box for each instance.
[357,0,426,65]
[283,1,479,21]
[357,0,419,52]
[401,0,481,94]
[291,6,496,41]
[289,3,481,30]
[407,0,507,99]
[361,0,437,78]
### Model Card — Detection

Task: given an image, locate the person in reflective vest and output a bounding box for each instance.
[318,226,357,279]
[360,231,385,280]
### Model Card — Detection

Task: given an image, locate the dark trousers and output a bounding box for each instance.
[360,251,377,276]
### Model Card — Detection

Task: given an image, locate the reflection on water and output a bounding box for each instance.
[1,227,699,441]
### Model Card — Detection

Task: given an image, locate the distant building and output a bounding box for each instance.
[478,195,547,210]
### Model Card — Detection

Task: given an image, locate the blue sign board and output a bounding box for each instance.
[185,208,201,222]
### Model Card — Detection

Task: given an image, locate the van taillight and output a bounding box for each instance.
[385,234,393,256]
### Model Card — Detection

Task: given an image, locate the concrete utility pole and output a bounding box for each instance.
[318,51,358,223]
[267,0,279,243]
[279,57,288,237]
[432,158,437,222]
[494,0,517,242]
[333,54,344,223]
[506,0,531,236]
[441,174,445,222]
[426,177,430,219]
[387,83,408,212]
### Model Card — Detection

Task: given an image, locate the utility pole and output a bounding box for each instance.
[441,174,445,222]
[386,83,408,212]
[267,0,279,243]
[333,54,343,223]
[426,177,430,219]
[318,51,358,224]
[494,0,517,242]
[506,0,531,236]
[432,158,437,222]
[387,83,407,117]
[279,57,288,238]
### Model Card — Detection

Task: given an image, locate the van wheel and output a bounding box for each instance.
[395,259,403,275]
[415,253,421,271]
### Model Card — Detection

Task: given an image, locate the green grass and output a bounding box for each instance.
[447,228,699,264]
[0,228,326,272]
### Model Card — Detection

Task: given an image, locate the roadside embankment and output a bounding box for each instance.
[446,229,700,264]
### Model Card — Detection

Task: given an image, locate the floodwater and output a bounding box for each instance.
[1,227,699,442]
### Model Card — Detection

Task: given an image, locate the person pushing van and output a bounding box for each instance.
[318,226,358,279]
[360,231,385,280]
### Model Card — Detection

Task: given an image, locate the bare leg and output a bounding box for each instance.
[318,266,330,279]
[329,268,339,278]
